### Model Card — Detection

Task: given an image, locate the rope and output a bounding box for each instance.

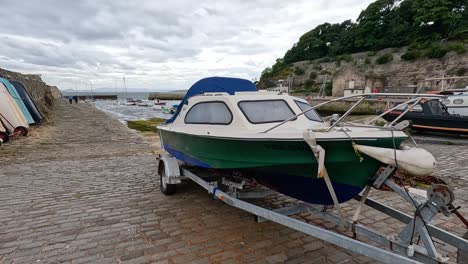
[341,128,364,163]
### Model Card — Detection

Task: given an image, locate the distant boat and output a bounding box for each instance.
[137,101,152,107]
[154,100,166,105]
[0,82,29,136]
[124,98,137,106]
[380,99,468,134]
[161,106,176,114]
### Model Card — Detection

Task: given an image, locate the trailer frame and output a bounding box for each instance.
[156,154,468,264]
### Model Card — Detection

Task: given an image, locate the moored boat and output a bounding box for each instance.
[380,99,468,134]
[158,77,437,205]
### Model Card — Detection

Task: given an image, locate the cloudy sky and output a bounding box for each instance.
[0,0,373,91]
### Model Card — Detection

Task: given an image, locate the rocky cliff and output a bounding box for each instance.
[263,45,468,97]
[0,67,61,119]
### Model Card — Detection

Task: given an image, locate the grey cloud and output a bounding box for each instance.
[0,0,373,90]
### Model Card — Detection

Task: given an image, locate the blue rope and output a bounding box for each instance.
[211,187,219,200]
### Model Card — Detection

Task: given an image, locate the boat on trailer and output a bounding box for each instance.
[159,77,433,205]
[155,77,468,263]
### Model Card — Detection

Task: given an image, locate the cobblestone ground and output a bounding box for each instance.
[0,101,466,264]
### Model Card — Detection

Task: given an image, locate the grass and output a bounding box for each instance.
[127,118,166,132]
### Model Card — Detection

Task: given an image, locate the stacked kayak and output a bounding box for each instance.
[10,81,43,123]
[0,78,45,145]
[0,82,29,136]
[0,120,9,144]
[0,77,35,124]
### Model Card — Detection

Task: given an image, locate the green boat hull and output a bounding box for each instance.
[160,129,406,204]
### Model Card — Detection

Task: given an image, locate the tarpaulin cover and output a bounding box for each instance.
[165,77,256,124]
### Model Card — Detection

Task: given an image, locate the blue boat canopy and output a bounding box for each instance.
[165,77,257,124]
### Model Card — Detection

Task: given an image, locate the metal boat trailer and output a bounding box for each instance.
[156,153,468,264]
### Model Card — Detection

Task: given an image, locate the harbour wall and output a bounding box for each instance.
[148,92,185,100]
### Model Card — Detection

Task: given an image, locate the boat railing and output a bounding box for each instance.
[263,93,447,133]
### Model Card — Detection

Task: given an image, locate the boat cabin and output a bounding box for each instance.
[168,91,326,133]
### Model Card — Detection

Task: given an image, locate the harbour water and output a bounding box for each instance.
[94,99,181,121]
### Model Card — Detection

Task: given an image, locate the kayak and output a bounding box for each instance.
[10,80,43,123]
[0,77,35,124]
[0,83,29,136]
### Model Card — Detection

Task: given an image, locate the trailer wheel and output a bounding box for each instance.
[159,162,176,195]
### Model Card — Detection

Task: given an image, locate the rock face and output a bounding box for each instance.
[0,67,61,119]
[282,45,468,97]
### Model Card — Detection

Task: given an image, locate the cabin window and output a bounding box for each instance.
[294,100,323,122]
[238,100,295,124]
[185,101,232,125]
[453,99,464,105]
[395,104,423,112]
[410,105,423,112]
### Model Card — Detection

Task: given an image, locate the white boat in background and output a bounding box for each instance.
[153,105,163,110]
[137,100,152,107]
[440,92,468,116]
[0,83,29,136]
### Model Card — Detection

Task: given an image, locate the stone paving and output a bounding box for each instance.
[0,101,467,264]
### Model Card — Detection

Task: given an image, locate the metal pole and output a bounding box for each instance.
[387,98,422,127]
[366,97,420,125]
[326,97,366,131]
[181,169,421,264]
[262,93,445,133]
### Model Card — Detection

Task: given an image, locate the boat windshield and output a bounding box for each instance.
[294,100,323,122]
[427,100,449,115]
[238,100,296,124]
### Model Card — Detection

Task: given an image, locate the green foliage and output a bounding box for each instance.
[309,71,318,79]
[401,50,420,60]
[294,67,305,75]
[336,54,353,62]
[447,42,466,54]
[325,82,333,96]
[376,53,393,64]
[127,118,166,132]
[455,68,466,76]
[305,79,316,87]
[364,57,372,64]
[367,51,376,56]
[260,0,468,82]
[423,44,448,58]
[318,56,334,63]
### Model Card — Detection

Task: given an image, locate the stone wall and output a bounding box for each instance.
[0,67,61,119]
[284,44,468,97]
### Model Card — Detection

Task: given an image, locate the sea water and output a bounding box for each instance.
[94,99,181,122]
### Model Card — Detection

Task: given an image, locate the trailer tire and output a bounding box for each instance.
[159,162,176,195]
